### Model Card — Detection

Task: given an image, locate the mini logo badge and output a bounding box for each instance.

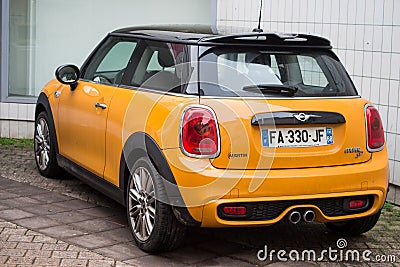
[293,113,320,122]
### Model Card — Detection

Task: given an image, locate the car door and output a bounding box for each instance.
[58,37,138,177]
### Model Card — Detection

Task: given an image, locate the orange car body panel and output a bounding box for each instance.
[42,78,388,226]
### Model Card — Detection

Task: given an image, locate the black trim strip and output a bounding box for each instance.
[110,33,199,45]
[110,31,332,49]
[57,155,125,205]
[201,33,331,47]
[251,111,346,126]
[217,195,374,221]
[121,132,201,227]
[36,93,59,154]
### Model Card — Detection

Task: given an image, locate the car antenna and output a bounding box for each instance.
[252,0,264,33]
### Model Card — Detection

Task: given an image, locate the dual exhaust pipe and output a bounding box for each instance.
[288,210,315,224]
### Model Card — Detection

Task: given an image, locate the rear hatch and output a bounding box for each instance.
[202,98,370,170]
[197,40,370,170]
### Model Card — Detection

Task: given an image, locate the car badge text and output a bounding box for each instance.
[344,147,364,158]
[228,153,248,159]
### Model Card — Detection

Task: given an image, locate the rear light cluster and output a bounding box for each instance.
[180,105,220,158]
[365,105,385,152]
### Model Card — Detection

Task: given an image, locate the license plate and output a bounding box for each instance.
[261,127,334,148]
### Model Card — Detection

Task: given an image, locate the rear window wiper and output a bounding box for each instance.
[242,84,298,96]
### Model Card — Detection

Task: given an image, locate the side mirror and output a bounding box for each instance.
[55,64,80,90]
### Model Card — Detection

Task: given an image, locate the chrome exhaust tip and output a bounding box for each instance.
[303,210,315,222]
[288,211,301,224]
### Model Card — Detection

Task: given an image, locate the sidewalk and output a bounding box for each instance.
[0,145,399,266]
[0,218,128,267]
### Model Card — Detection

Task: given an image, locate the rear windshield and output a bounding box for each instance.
[198,47,358,97]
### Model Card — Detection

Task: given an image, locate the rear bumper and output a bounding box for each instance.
[202,190,384,227]
[163,148,388,227]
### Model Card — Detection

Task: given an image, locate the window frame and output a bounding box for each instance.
[80,35,140,86]
[1,0,36,103]
[118,39,193,95]
[198,46,359,98]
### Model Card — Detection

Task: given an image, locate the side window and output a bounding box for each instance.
[82,38,138,85]
[147,52,165,72]
[97,42,135,73]
[298,55,328,87]
[130,41,187,93]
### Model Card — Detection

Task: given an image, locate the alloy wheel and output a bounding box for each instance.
[128,167,156,241]
[34,118,50,171]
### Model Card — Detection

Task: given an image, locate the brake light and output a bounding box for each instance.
[365,105,385,152]
[180,106,220,157]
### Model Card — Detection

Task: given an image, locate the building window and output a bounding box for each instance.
[9,0,36,97]
[3,0,212,101]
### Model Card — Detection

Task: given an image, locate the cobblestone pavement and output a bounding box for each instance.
[0,219,130,267]
[0,145,399,266]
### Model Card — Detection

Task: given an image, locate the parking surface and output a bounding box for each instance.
[0,145,399,266]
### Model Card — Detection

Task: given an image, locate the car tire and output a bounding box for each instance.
[34,111,62,178]
[126,156,186,252]
[325,210,381,236]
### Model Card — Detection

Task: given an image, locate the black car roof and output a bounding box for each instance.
[111,25,332,49]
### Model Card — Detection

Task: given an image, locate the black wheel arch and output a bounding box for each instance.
[120,132,200,227]
[36,93,59,154]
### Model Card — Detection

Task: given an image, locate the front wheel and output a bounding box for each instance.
[126,157,186,252]
[34,111,61,178]
[325,210,381,236]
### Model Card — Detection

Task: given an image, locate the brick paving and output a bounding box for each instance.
[0,219,130,267]
[0,145,399,266]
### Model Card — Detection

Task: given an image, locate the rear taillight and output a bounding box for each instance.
[180,106,220,158]
[365,105,385,152]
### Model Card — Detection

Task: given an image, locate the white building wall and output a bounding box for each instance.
[217,0,400,201]
[0,103,35,139]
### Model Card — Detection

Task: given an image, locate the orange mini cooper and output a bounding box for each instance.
[34,25,388,252]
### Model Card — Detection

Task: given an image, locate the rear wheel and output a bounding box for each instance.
[34,111,61,178]
[325,210,381,236]
[126,157,186,252]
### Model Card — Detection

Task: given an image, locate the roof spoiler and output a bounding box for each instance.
[200,33,331,48]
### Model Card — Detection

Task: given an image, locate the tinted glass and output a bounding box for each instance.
[199,47,357,97]
[82,38,138,85]
[130,40,189,93]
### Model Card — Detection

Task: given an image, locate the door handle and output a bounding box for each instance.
[94,102,107,109]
